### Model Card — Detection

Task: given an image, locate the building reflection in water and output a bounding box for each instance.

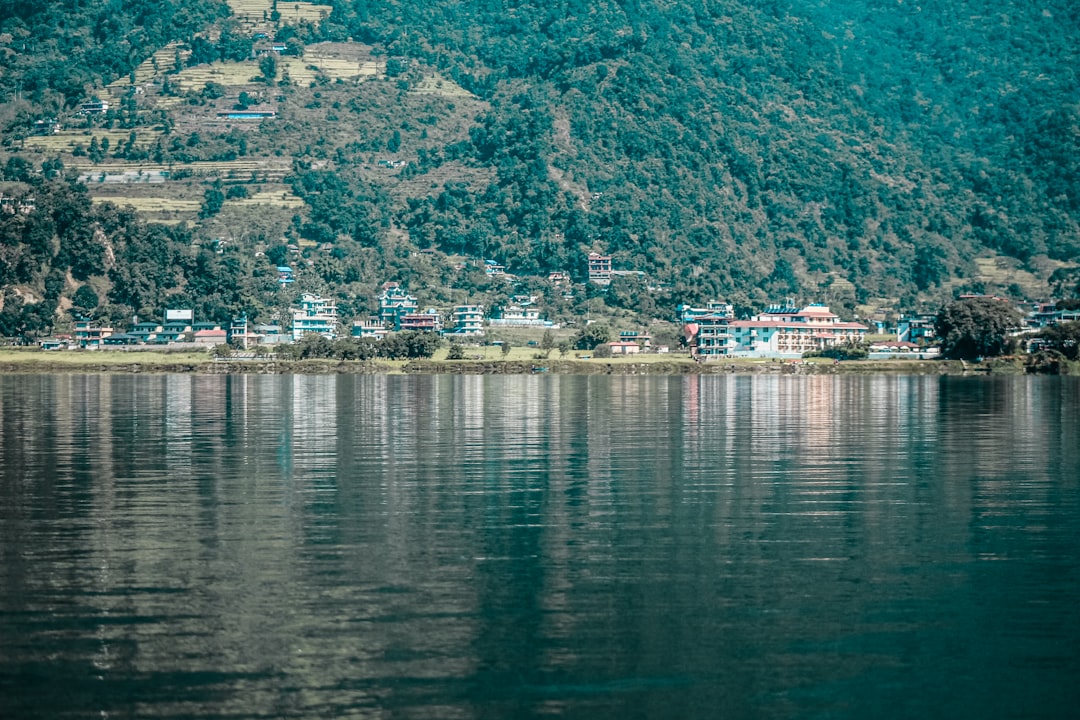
[2,374,1077,718]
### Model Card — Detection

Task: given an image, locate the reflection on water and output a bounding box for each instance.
[1,375,1078,719]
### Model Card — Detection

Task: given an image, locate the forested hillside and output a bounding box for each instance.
[1,0,1078,336]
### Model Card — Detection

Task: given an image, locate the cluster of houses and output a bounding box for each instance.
[51,282,561,350]
[680,301,877,361]
[36,249,1080,358]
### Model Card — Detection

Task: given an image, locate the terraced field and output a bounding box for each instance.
[89,194,202,216]
[107,42,191,94]
[176,60,265,91]
[227,0,333,25]
[280,56,379,84]
[233,190,306,208]
[173,45,378,92]
[71,159,293,182]
[971,256,1049,297]
[89,182,305,223]
[411,73,475,98]
[24,129,163,153]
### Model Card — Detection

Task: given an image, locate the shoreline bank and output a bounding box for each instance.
[0,352,1061,375]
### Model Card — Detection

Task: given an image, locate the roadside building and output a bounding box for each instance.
[102,333,140,347]
[129,322,162,344]
[74,318,114,349]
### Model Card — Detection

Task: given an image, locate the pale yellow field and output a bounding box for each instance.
[410,73,475,98]
[91,196,203,212]
[88,183,304,216]
[72,160,291,178]
[24,129,162,153]
[280,56,378,84]
[233,190,306,208]
[176,61,264,91]
[227,0,333,24]
[972,256,1043,292]
[175,56,375,90]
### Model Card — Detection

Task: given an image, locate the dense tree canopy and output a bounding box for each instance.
[935,298,1025,360]
[1,0,1079,334]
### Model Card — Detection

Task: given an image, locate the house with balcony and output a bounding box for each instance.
[291,292,338,340]
[379,283,419,329]
[228,314,261,349]
[897,314,937,344]
[678,301,734,324]
[450,305,485,335]
[488,304,553,327]
[587,252,612,285]
[618,330,652,350]
[728,303,868,358]
[352,317,389,340]
[684,314,733,361]
[78,100,110,114]
[400,308,442,333]
[74,318,114,349]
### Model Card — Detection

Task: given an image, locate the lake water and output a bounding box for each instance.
[1,374,1078,719]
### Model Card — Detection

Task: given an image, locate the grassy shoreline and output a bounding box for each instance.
[0,348,1021,375]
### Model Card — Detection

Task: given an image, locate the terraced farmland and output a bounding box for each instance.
[89,194,203,219]
[89,182,305,223]
[411,73,475,99]
[227,0,333,25]
[176,60,265,91]
[233,190,306,208]
[24,128,163,153]
[72,159,293,183]
[280,55,378,84]
[107,42,191,94]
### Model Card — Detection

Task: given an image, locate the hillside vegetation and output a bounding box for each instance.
[1,0,1078,336]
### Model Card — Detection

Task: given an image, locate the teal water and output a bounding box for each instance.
[1,374,1078,719]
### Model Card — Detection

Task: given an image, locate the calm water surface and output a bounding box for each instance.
[1,374,1078,719]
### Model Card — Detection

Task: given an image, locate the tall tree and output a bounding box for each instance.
[935,297,1024,360]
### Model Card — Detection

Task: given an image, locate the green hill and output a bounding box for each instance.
[1,0,1078,336]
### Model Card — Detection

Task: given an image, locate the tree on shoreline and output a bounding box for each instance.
[935,297,1023,360]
